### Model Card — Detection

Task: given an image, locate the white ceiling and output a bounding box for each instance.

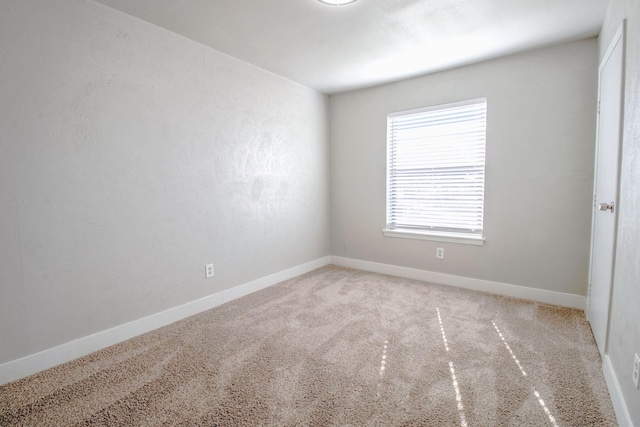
[92,0,609,94]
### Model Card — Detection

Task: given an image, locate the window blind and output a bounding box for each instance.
[386,98,487,236]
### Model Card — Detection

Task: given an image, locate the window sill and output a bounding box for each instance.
[382,229,485,246]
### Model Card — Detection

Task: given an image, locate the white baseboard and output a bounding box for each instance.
[603,354,634,427]
[0,256,331,386]
[330,256,586,310]
[0,256,590,387]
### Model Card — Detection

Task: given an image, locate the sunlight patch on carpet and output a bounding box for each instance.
[437,308,468,427]
[492,320,559,427]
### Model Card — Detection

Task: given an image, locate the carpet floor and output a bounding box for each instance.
[0,266,616,426]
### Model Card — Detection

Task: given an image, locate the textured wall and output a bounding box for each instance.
[0,0,329,364]
[330,40,598,296]
[599,1,640,424]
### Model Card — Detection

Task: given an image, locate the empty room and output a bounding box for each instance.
[1,0,639,425]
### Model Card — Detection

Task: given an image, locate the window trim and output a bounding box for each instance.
[384,98,487,246]
[382,228,485,246]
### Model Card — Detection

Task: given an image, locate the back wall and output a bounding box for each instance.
[330,39,598,297]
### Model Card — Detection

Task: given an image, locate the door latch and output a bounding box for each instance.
[598,202,615,213]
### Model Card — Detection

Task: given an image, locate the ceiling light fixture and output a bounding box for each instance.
[318,0,358,5]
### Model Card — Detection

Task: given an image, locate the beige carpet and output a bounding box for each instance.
[0,266,616,426]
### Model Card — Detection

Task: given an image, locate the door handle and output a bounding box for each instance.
[598,202,615,213]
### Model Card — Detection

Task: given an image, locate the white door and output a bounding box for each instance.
[588,22,626,355]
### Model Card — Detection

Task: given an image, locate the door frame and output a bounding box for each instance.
[587,20,626,355]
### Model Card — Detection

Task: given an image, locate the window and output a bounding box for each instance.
[384,98,487,245]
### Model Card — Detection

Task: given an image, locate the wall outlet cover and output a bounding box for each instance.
[205,263,214,279]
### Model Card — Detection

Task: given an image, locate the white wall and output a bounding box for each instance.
[330,40,598,297]
[0,0,329,364]
[599,1,640,425]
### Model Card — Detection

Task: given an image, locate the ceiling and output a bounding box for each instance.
[92,0,610,94]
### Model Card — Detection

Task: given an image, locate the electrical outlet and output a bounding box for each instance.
[633,353,640,390]
[205,263,214,279]
[436,247,444,260]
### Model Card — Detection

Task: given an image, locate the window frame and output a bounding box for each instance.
[383,98,487,246]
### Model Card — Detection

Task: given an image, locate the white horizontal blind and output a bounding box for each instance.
[386,98,487,236]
